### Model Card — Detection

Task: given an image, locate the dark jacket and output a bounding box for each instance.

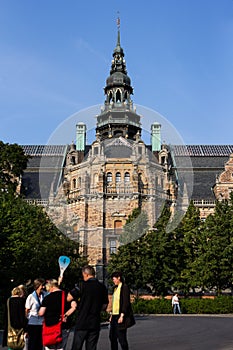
[71,278,109,331]
[113,283,135,330]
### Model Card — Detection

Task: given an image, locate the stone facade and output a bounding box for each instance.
[19,28,233,279]
[213,153,233,200]
[61,136,168,276]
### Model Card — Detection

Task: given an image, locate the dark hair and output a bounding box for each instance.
[111,271,124,282]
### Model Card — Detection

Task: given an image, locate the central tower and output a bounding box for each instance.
[95,22,142,141]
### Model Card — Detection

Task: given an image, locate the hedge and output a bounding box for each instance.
[132,296,233,314]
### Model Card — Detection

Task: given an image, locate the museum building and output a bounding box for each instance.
[20,27,233,276]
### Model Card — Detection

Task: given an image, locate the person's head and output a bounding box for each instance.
[11,286,21,297]
[111,271,124,285]
[82,265,95,281]
[45,279,59,292]
[18,284,27,298]
[33,278,45,294]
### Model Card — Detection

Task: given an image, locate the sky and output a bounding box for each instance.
[1,0,233,146]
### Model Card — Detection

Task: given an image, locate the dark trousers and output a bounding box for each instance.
[27,324,43,350]
[109,315,129,350]
[71,329,100,350]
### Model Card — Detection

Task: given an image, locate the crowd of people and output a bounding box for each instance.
[2,266,135,350]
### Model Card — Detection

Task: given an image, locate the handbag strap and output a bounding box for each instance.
[7,298,12,329]
[61,291,65,318]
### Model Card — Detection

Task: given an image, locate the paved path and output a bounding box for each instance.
[1,315,233,350]
[98,315,233,350]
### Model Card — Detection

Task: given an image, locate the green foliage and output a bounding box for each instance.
[132,296,233,314]
[143,205,179,296]
[132,298,172,314]
[175,202,202,294]
[120,208,149,245]
[108,208,149,293]
[189,198,233,294]
[108,198,233,296]
[0,141,29,193]
[0,192,87,297]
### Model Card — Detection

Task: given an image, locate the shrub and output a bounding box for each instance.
[132,296,233,314]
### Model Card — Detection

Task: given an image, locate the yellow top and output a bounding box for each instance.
[112,282,122,315]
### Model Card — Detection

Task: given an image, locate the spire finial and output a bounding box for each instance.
[117,11,120,30]
[116,12,121,47]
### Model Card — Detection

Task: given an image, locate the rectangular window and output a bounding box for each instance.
[110,240,117,254]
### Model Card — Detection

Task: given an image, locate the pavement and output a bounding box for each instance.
[1,315,233,350]
[98,315,233,350]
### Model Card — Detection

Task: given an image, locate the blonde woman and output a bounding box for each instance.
[2,286,28,350]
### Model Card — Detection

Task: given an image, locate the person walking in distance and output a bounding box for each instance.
[67,265,108,350]
[109,271,135,350]
[172,293,181,314]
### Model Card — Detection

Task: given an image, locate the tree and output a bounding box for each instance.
[0,192,87,297]
[0,141,29,193]
[108,208,149,294]
[143,205,180,296]
[190,197,233,295]
[119,208,149,245]
[175,201,202,294]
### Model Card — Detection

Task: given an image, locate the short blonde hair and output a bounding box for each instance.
[18,284,27,297]
[11,286,21,296]
[45,279,58,291]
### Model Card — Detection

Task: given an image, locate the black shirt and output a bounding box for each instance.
[70,278,108,330]
[41,290,64,326]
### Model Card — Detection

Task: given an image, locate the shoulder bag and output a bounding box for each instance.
[7,298,25,350]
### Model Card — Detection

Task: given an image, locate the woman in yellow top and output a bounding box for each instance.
[109,271,135,350]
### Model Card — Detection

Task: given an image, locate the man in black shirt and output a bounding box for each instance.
[68,265,108,350]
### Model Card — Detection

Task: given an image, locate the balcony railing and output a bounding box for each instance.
[193,199,216,207]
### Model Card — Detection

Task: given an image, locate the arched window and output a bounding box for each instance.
[124,172,130,183]
[116,89,121,102]
[116,172,121,183]
[107,172,112,183]
[109,91,113,102]
[78,177,81,188]
[72,178,76,189]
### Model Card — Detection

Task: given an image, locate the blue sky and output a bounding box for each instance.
[0,0,233,145]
